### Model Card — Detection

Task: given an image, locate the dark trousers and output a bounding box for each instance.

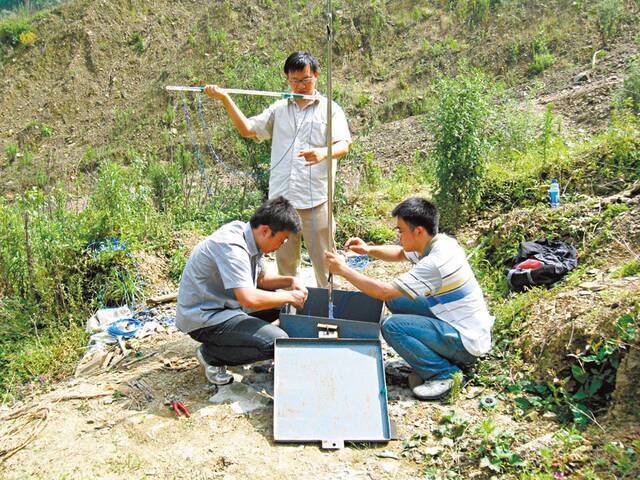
[188,309,288,367]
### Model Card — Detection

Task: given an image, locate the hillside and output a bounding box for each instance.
[1,0,640,478]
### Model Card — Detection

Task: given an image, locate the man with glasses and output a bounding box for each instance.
[324,198,493,400]
[176,197,308,385]
[204,51,352,288]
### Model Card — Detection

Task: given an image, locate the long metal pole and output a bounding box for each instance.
[165,86,318,101]
[326,0,335,318]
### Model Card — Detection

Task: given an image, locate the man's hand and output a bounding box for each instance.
[289,290,307,310]
[203,84,228,101]
[290,278,308,302]
[324,251,348,276]
[298,148,327,166]
[344,237,370,255]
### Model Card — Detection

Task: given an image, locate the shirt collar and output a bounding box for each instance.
[287,89,322,108]
[422,234,442,257]
[243,222,260,257]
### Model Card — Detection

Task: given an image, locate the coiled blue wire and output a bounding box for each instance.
[107,318,141,338]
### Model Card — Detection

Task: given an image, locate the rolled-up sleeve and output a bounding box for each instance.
[331,103,352,144]
[247,104,276,142]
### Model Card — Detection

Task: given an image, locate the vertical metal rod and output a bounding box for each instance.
[325,0,335,318]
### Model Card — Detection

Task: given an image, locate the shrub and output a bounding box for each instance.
[615,57,640,114]
[528,51,555,76]
[428,69,493,229]
[5,143,18,163]
[596,0,625,45]
[0,16,31,47]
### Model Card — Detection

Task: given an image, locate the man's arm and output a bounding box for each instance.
[344,237,406,262]
[324,252,403,302]
[298,140,351,166]
[233,286,306,311]
[257,272,308,299]
[204,85,257,139]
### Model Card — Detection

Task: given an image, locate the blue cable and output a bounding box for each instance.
[107,318,141,338]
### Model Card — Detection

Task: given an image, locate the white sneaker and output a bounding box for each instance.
[196,347,233,385]
[412,378,454,400]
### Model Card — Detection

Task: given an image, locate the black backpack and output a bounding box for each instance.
[507,239,578,292]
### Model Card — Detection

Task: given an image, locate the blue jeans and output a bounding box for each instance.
[382,296,477,381]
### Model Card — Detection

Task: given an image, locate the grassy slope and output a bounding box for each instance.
[2,0,633,194]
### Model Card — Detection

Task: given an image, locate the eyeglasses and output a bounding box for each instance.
[395,225,415,236]
[287,76,315,85]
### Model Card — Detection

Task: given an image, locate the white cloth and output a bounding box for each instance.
[247,93,351,209]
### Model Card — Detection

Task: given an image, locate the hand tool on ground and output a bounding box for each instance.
[166,394,190,418]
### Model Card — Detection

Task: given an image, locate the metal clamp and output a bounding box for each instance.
[317,323,339,338]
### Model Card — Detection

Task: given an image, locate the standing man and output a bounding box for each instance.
[204,51,352,288]
[325,198,493,400]
[176,197,308,385]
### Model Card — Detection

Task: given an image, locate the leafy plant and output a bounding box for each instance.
[428,68,493,229]
[128,31,144,53]
[513,314,638,427]
[473,418,525,474]
[611,259,640,278]
[5,143,18,163]
[528,51,555,76]
[596,0,625,45]
[434,410,468,439]
[615,57,640,114]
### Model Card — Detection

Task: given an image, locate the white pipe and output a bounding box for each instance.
[165,85,319,101]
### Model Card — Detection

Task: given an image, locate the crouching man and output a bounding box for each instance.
[176,196,308,385]
[325,197,493,400]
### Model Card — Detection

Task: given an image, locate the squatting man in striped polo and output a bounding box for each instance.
[175,197,308,385]
[325,197,494,400]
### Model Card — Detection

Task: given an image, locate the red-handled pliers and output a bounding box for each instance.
[167,395,190,418]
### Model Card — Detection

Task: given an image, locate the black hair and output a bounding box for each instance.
[250,196,301,234]
[391,197,439,236]
[284,51,319,74]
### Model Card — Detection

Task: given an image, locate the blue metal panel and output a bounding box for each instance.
[280,288,384,339]
[273,338,391,443]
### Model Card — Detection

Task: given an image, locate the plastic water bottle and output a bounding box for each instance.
[549,179,560,208]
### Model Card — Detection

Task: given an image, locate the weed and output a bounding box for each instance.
[512,313,638,427]
[162,104,175,127]
[600,440,640,478]
[128,31,144,53]
[615,57,640,114]
[435,410,469,439]
[611,259,640,278]
[539,103,556,164]
[18,30,35,45]
[473,418,525,474]
[5,143,18,163]
[169,248,187,283]
[528,51,555,76]
[596,0,625,46]
[362,151,381,189]
[0,14,31,46]
[448,371,463,404]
